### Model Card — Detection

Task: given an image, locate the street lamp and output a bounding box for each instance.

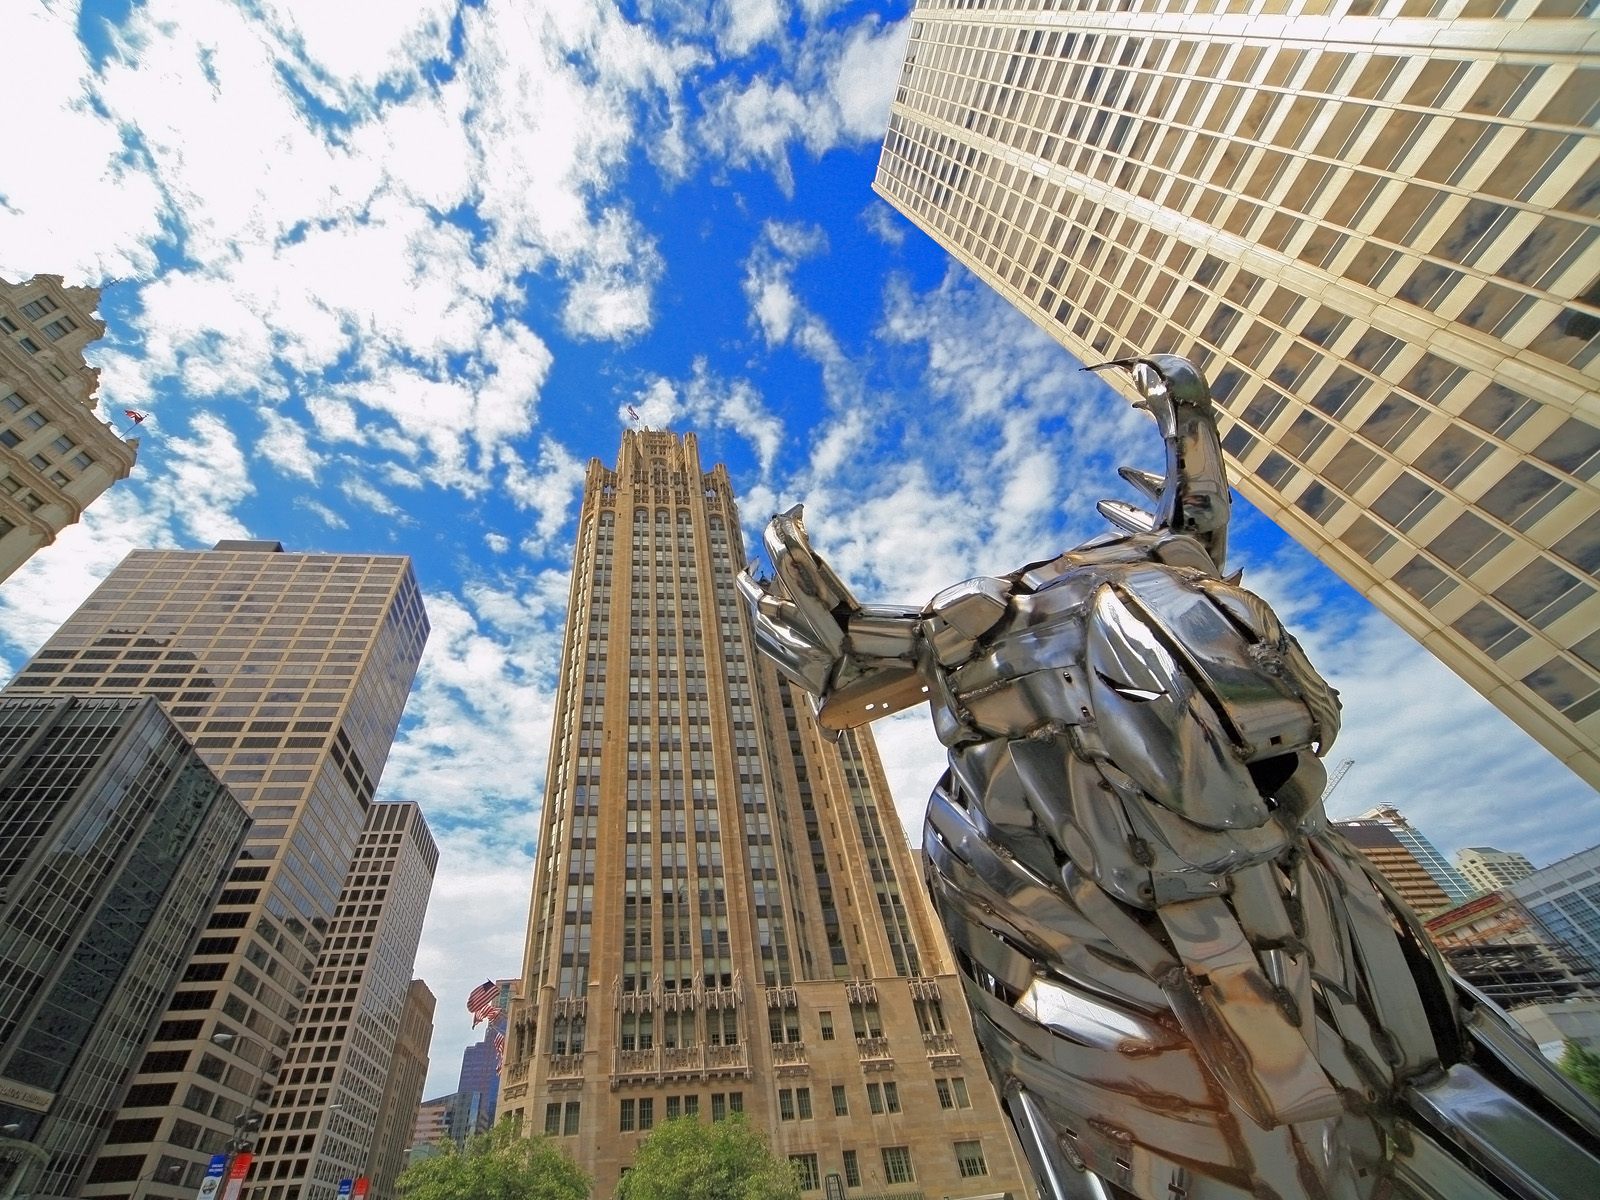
[210,1032,272,1200]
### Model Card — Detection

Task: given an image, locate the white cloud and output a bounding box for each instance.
[716,0,785,58]
[502,439,588,550]
[485,532,510,554]
[339,475,403,519]
[860,200,905,246]
[258,409,328,482]
[631,358,786,474]
[258,0,456,90]
[698,15,907,193]
[292,496,348,528]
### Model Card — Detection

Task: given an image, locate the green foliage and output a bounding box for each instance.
[397,1119,590,1200]
[613,1114,801,1200]
[1559,1040,1600,1105]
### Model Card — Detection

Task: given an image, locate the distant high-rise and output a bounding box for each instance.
[2,540,428,1200]
[1457,845,1537,894]
[0,696,249,1198]
[500,432,1027,1197]
[369,980,434,1200]
[455,983,514,1132]
[1511,843,1600,976]
[251,801,437,1200]
[1424,889,1599,1009]
[875,1,1600,787]
[1356,804,1475,905]
[0,274,138,582]
[1335,819,1452,915]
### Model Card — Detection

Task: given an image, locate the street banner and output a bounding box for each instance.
[219,1152,252,1200]
[336,1181,353,1199]
[195,1155,227,1200]
[352,1177,369,1199]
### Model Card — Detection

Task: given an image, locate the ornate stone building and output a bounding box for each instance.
[499,431,1026,1198]
[875,0,1600,786]
[0,274,137,582]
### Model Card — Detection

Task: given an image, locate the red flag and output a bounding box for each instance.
[123,409,147,424]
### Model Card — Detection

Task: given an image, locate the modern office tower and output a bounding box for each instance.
[1354,804,1476,904]
[875,2,1600,788]
[368,980,433,1200]
[1511,843,1600,975]
[410,1096,450,1154]
[1334,819,1452,915]
[0,274,138,582]
[0,696,249,1199]
[2,539,428,1200]
[499,431,1026,1198]
[1457,845,1538,894]
[251,801,437,1200]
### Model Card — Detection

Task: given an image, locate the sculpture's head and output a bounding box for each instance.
[1083,565,1341,834]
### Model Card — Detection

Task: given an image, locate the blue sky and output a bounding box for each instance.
[4,0,1596,1099]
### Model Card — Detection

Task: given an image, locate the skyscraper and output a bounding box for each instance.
[250,800,437,1200]
[0,274,138,582]
[500,432,1026,1197]
[2,539,429,1199]
[0,696,249,1198]
[875,1,1600,787]
[1457,845,1538,894]
[369,980,434,1200]
[1511,843,1600,976]
[1332,818,1452,915]
[1355,804,1476,905]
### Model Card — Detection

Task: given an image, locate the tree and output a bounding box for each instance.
[398,1119,590,1200]
[614,1114,800,1200]
[1559,1040,1600,1105]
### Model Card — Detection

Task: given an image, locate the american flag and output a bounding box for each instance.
[473,1004,503,1029]
[466,980,498,1019]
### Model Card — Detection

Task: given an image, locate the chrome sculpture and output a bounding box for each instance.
[739,355,1600,1200]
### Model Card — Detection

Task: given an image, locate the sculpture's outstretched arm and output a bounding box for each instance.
[1092,354,1231,571]
[737,505,926,731]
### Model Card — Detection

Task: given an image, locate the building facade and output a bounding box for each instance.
[1,539,429,1200]
[1334,818,1452,915]
[0,275,138,583]
[369,980,433,1200]
[0,696,249,1199]
[249,801,437,1200]
[1355,804,1475,905]
[500,432,1026,1198]
[1457,845,1537,894]
[1511,843,1600,975]
[875,1,1600,786]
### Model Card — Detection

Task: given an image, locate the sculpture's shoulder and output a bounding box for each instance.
[1013,530,1221,596]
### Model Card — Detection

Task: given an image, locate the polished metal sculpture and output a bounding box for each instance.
[740,355,1600,1199]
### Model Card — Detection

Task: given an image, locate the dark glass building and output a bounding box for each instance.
[0,696,249,1197]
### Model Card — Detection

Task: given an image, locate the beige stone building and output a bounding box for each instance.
[2,540,429,1200]
[875,0,1600,786]
[1457,844,1537,894]
[370,981,434,1200]
[499,432,1026,1198]
[250,801,437,1200]
[0,274,137,582]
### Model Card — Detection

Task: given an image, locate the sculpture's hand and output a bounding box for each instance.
[738,505,925,730]
[1089,354,1231,571]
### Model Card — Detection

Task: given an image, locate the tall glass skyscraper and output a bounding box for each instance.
[0,696,249,1197]
[2,540,428,1200]
[499,432,1026,1197]
[875,0,1600,787]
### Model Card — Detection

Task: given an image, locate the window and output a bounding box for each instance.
[955,1140,988,1178]
[563,1102,580,1136]
[819,1011,834,1040]
[796,1087,812,1119]
[620,1099,635,1132]
[666,1096,680,1120]
[712,1093,726,1122]
[779,1089,796,1121]
[843,1150,861,1188]
[41,316,78,341]
[832,1085,848,1116]
[790,1154,820,1190]
[19,297,57,320]
[638,1098,654,1131]
[882,1146,915,1184]
[935,1077,972,1109]
[545,1104,561,1135]
[883,1082,901,1113]
[867,1083,884,1115]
